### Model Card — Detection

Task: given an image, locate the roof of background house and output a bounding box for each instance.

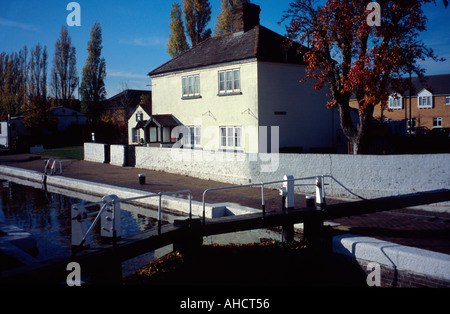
[138,104,152,116]
[148,114,180,127]
[402,74,450,96]
[149,5,306,77]
[350,74,450,101]
[104,89,152,109]
[133,114,180,129]
[49,106,85,116]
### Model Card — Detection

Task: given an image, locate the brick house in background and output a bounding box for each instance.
[350,74,450,134]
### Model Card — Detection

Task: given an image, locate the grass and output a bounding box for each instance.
[35,146,84,160]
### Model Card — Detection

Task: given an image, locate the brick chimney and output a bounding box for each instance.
[232,3,261,33]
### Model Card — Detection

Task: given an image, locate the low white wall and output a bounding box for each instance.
[110,145,126,167]
[133,146,450,199]
[84,143,109,163]
[135,147,253,185]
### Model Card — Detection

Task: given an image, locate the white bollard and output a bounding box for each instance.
[71,204,90,247]
[101,195,121,239]
[315,176,326,210]
[283,175,295,209]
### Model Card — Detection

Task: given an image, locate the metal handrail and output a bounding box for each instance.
[323,175,368,200]
[44,158,62,175]
[201,175,368,224]
[76,189,193,248]
[201,176,320,224]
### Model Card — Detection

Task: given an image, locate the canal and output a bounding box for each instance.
[0,175,283,276]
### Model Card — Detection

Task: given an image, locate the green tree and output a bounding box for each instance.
[168,3,190,58]
[183,0,212,47]
[80,22,107,122]
[51,25,79,105]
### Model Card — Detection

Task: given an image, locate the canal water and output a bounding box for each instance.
[0,176,283,275]
[0,179,159,262]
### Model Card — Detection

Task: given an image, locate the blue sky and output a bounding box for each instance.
[1,0,449,99]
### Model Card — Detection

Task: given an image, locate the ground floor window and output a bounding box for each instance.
[132,128,140,143]
[406,118,416,132]
[149,126,158,142]
[433,117,443,128]
[185,126,201,148]
[220,126,242,150]
[162,127,177,143]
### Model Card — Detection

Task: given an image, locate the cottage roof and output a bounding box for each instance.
[104,89,152,109]
[135,114,180,130]
[149,25,306,77]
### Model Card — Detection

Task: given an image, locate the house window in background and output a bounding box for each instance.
[132,128,140,143]
[433,117,443,128]
[388,94,402,109]
[418,95,433,109]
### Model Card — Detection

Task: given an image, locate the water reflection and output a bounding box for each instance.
[0,180,158,262]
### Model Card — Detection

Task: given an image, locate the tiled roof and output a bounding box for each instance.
[104,89,152,109]
[149,25,306,76]
[403,74,450,96]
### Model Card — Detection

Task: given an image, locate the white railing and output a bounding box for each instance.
[44,158,62,175]
[201,174,368,224]
[71,190,192,248]
[71,174,366,248]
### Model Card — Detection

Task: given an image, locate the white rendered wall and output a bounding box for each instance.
[131,146,450,199]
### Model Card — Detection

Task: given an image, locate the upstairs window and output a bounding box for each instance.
[445,96,450,105]
[218,69,241,95]
[182,74,200,98]
[388,94,403,109]
[418,96,433,109]
[418,89,433,109]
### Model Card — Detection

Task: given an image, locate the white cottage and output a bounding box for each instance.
[146,3,341,153]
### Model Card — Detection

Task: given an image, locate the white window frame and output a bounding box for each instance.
[406,118,416,132]
[185,126,201,148]
[136,111,144,122]
[218,69,241,94]
[433,117,443,128]
[445,96,450,105]
[388,94,403,110]
[220,126,242,150]
[132,128,140,143]
[417,89,433,109]
[182,74,200,98]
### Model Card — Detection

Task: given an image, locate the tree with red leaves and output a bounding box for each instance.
[283,0,444,154]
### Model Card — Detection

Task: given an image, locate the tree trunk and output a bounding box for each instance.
[337,98,374,155]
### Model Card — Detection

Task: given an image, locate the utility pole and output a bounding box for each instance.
[409,68,412,135]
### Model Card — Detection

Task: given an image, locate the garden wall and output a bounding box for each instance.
[85,144,450,199]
